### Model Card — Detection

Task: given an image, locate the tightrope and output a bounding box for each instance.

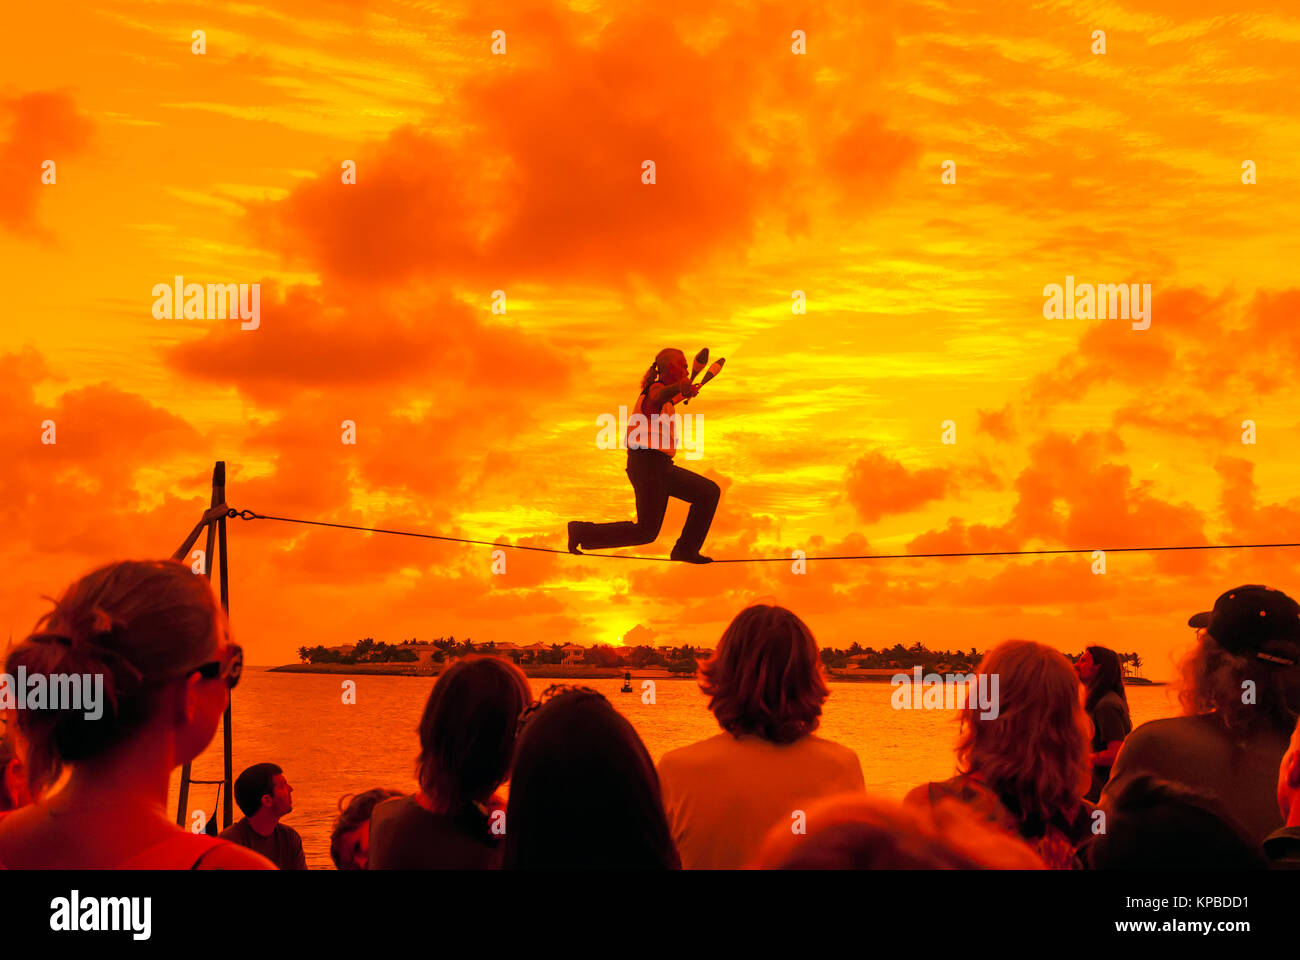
[227,509,1300,564]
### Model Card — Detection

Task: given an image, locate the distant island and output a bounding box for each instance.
[272,637,1161,683]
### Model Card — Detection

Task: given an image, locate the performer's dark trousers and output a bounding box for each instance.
[581,449,720,554]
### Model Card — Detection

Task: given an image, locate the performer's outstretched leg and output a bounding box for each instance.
[569,450,719,563]
[570,449,671,551]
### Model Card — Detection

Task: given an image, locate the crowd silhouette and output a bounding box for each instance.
[1,560,1298,870]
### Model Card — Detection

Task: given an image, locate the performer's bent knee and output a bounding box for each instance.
[630,523,664,544]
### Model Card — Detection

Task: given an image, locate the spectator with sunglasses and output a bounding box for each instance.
[0,559,270,869]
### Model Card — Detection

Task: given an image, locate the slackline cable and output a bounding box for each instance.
[224,509,1300,564]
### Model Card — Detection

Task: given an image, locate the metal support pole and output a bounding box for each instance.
[176,461,229,828]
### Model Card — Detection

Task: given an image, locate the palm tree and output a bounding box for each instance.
[297,646,309,663]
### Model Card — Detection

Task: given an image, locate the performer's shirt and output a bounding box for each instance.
[627,385,682,458]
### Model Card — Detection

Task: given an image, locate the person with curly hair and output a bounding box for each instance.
[1103,585,1300,846]
[905,639,1094,869]
[330,788,403,870]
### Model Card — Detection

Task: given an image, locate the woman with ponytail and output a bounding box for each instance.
[567,348,721,564]
[0,559,274,868]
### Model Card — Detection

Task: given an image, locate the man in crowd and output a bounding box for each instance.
[219,763,307,870]
[1105,585,1300,846]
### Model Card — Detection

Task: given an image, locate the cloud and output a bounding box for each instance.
[620,622,657,646]
[977,404,1015,442]
[1215,455,1300,547]
[844,449,952,524]
[166,282,568,404]
[899,430,1211,576]
[0,91,93,237]
[0,348,215,636]
[255,4,915,290]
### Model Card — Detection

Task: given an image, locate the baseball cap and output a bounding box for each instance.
[1190,585,1300,666]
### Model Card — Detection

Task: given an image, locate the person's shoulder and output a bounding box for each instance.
[659,733,731,769]
[1124,715,1205,748]
[902,776,987,812]
[369,795,410,828]
[0,804,40,860]
[902,782,932,808]
[196,841,278,870]
[0,803,39,838]
[277,822,304,842]
[216,818,247,840]
[1095,691,1128,712]
[1105,716,1212,796]
[368,796,416,844]
[803,734,862,763]
[799,735,865,781]
[373,794,408,814]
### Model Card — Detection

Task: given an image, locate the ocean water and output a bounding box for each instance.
[167,669,1179,868]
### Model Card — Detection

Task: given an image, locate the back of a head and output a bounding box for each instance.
[958,639,1091,825]
[1179,626,1300,740]
[699,604,828,744]
[417,655,531,813]
[754,793,1045,869]
[5,559,222,796]
[331,787,404,869]
[504,687,679,869]
[641,347,686,391]
[1088,775,1266,869]
[234,763,283,818]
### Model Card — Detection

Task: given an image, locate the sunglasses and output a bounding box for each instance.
[193,643,243,690]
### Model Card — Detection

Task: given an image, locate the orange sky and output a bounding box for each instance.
[5,0,1300,679]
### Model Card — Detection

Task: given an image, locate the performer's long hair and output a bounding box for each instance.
[639,348,684,394]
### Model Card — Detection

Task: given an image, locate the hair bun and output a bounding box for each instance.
[89,605,115,633]
[84,606,125,646]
